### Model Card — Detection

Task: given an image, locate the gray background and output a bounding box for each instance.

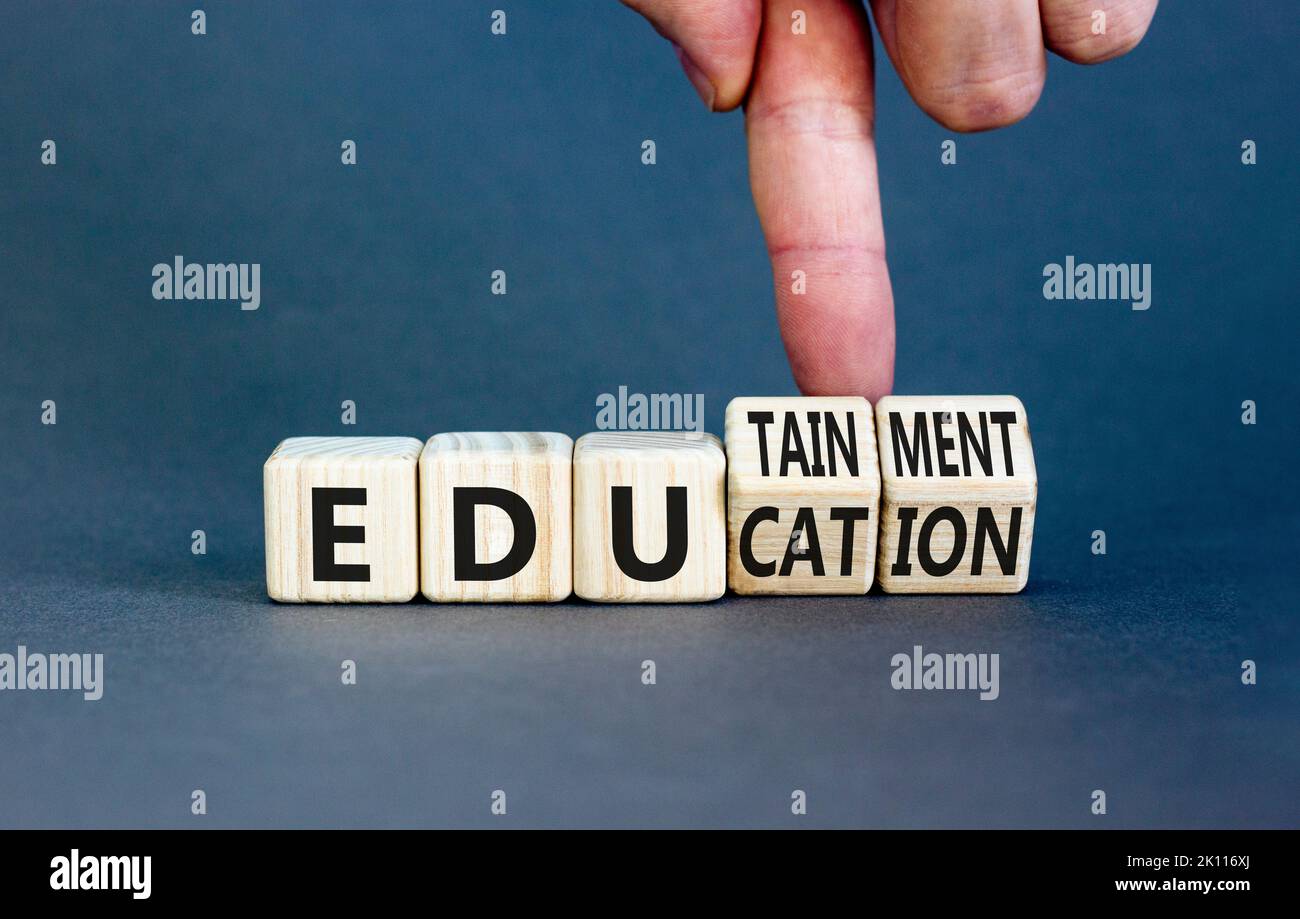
[1,1,1296,827]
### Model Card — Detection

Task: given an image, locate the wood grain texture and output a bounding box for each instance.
[264,436,422,602]
[725,397,880,594]
[573,431,726,603]
[874,396,1036,593]
[419,432,573,602]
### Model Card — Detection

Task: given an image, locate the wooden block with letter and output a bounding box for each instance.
[264,436,422,602]
[573,431,726,602]
[875,396,1036,593]
[725,397,880,594]
[419,432,573,602]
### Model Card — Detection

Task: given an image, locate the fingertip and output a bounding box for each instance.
[916,66,1046,133]
[870,0,1047,133]
[1042,0,1159,65]
[784,312,896,403]
[673,43,718,110]
[773,257,896,403]
[626,0,761,112]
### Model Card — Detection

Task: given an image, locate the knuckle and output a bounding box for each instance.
[1054,26,1147,64]
[921,67,1045,132]
[745,95,874,141]
[1047,0,1155,64]
[767,241,887,269]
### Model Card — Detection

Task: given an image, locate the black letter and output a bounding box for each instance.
[989,411,1017,475]
[971,506,1022,575]
[917,506,967,577]
[890,506,918,576]
[453,487,537,581]
[748,411,775,476]
[612,486,688,581]
[807,412,826,476]
[958,412,993,476]
[933,411,959,476]
[829,506,871,576]
[311,487,369,582]
[780,507,824,576]
[779,414,812,476]
[889,412,932,477]
[739,506,780,577]
[825,412,859,476]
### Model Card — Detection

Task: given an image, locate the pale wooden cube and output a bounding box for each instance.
[264,436,422,602]
[573,431,726,602]
[419,432,573,602]
[874,396,1037,593]
[725,397,880,595]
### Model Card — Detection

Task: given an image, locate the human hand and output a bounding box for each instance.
[624,0,1157,400]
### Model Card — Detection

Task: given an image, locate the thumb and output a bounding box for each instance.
[745,0,895,400]
[622,0,761,110]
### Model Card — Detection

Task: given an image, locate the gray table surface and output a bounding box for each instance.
[1,1,1296,827]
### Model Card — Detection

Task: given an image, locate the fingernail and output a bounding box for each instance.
[673,43,716,111]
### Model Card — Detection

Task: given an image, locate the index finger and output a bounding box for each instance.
[745,0,895,400]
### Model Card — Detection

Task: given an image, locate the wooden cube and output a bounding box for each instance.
[874,396,1036,593]
[264,436,422,602]
[573,431,726,602]
[419,432,573,602]
[725,397,880,594]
